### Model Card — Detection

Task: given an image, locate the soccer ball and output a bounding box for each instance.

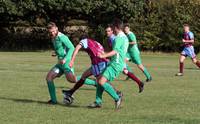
[63,95,74,105]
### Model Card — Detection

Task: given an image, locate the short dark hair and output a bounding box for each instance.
[47,22,57,29]
[113,19,123,30]
[106,24,114,31]
[80,34,88,41]
[124,24,130,28]
[183,24,190,27]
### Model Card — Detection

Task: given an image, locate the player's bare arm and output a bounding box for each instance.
[98,50,117,58]
[182,39,194,43]
[129,41,137,45]
[69,44,82,68]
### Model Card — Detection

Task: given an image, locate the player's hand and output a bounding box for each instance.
[52,51,57,57]
[59,59,66,65]
[97,51,105,58]
[140,41,145,45]
[98,53,104,58]
[69,61,74,68]
[182,39,186,42]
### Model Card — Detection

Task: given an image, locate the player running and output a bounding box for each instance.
[124,24,152,82]
[46,22,95,104]
[90,19,129,109]
[62,35,122,107]
[106,25,144,93]
[176,24,200,76]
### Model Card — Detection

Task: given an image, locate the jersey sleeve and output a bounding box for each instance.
[60,35,75,62]
[128,33,136,42]
[79,39,88,49]
[54,39,66,60]
[113,37,122,53]
[189,32,194,40]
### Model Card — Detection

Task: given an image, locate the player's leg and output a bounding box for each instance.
[133,53,152,82]
[63,68,93,96]
[126,64,133,73]
[64,63,96,85]
[62,63,77,83]
[125,53,134,73]
[123,68,144,93]
[192,57,200,68]
[99,66,123,108]
[98,75,122,109]
[88,76,104,108]
[176,55,186,76]
[88,79,122,108]
[137,64,151,81]
[46,65,63,104]
[88,62,122,108]
[189,46,200,68]
[98,76,118,101]
[77,76,97,86]
[124,57,134,80]
[65,72,77,83]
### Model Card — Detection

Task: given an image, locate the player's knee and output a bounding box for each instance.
[180,56,185,62]
[192,58,197,63]
[137,64,144,70]
[46,75,53,82]
[46,71,56,81]
[67,78,76,83]
[98,77,107,86]
[123,69,128,74]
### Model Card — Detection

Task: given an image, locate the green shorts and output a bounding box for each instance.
[51,62,74,77]
[126,51,142,65]
[102,64,123,81]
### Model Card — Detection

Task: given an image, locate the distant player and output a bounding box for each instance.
[46,22,95,104]
[106,25,144,93]
[176,24,200,76]
[124,24,152,82]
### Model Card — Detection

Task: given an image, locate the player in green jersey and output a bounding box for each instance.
[46,22,96,104]
[89,19,128,109]
[124,24,152,82]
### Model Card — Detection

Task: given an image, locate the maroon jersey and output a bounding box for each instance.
[80,38,109,65]
[183,31,194,46]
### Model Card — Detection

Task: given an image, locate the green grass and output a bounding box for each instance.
[0,52,200,124]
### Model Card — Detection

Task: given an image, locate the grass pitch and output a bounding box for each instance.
[0,52,200,124]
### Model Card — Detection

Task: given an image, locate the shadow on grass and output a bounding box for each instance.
[56,86,96,91]
[0,96,86,108]
[185,67,200,70]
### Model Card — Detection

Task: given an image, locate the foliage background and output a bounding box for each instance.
[0,0,200,52]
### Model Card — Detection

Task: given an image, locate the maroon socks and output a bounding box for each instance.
[127,72,142,86]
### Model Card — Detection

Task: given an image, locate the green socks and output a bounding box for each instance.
[143,67,151,79]
[84,78,97,86]
[47,81,57,103]
[126,64,133,73]
[77,75,97,86]
[95,83,104,105]
[101,82,119,101]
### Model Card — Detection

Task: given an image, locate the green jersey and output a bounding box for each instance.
[127,31,140,54]
[110,31,129,69]
[52,32,75,63]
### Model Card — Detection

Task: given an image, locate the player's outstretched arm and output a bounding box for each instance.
[129,41,136,45]
[98,50,117,58]
[69,44,82,68]
[183,39,194,43]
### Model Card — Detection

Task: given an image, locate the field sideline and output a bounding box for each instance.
[0,52,200,124]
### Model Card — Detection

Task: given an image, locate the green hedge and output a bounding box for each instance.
[0,0,200,52]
